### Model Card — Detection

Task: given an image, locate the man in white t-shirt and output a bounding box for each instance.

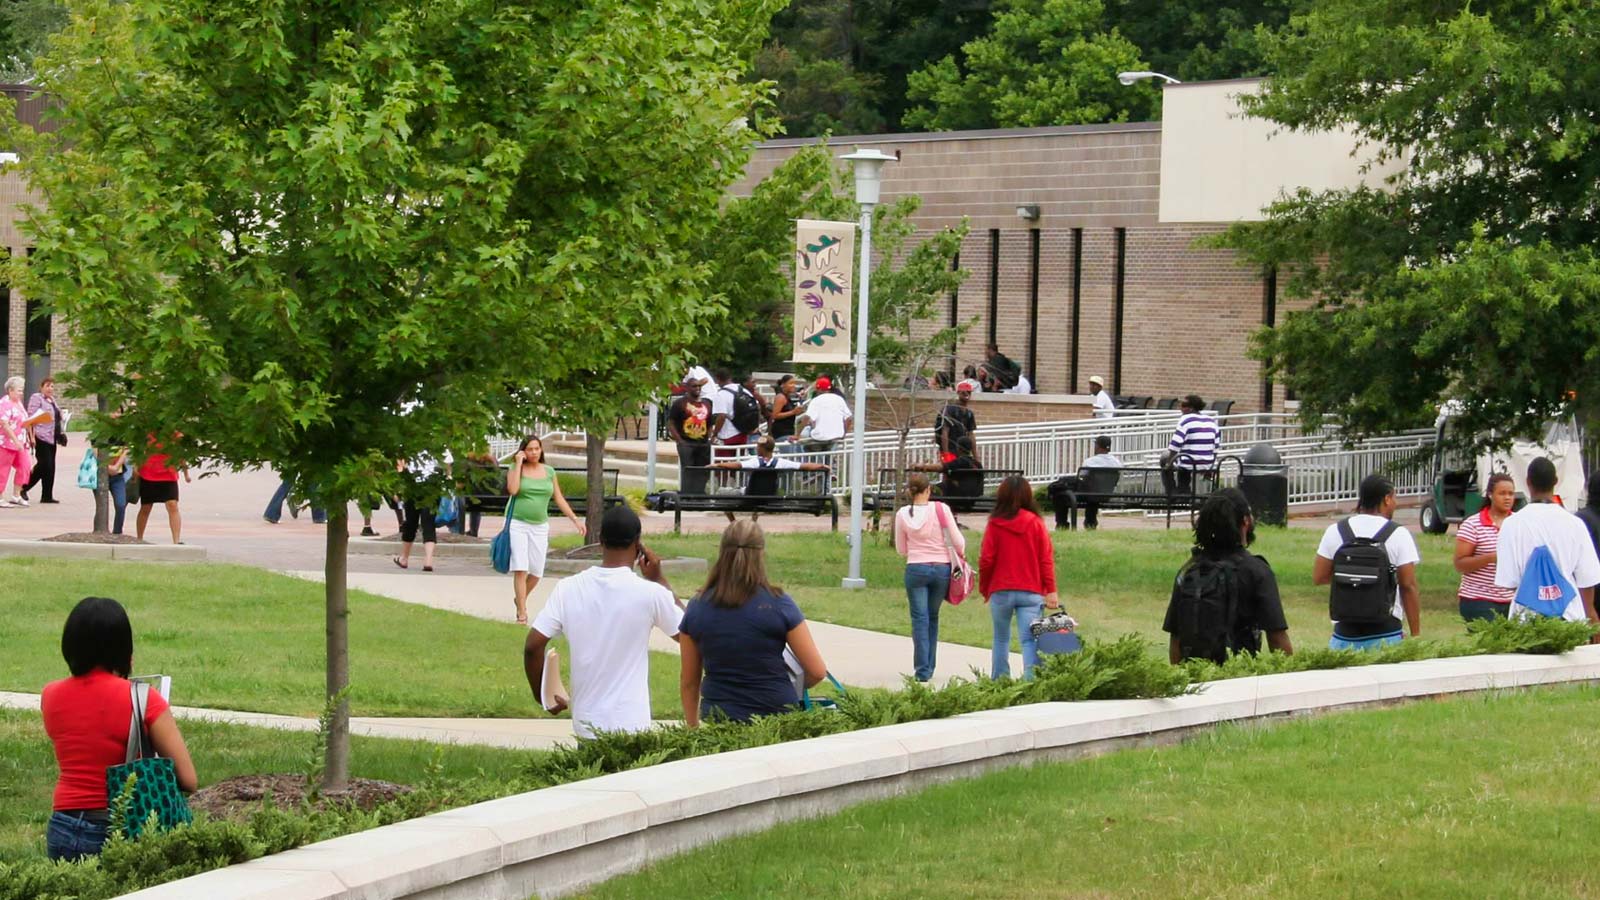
[800,376,852,451]
[524,506,683,739]
[1313,475,1422,649]
[1088,376,1115,418]
[683,364,712,391]
[1494,456,1600,626]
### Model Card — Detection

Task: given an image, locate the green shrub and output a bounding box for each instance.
[0,857,112,900]
[1466,615,1598,654]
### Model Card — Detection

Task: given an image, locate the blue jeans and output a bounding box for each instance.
[1328,631,1404,651]
[46,811,108,861]
[990,590,1044,679]
[904,563,950,681]
[108,471,127,534]
[265,478,324,524]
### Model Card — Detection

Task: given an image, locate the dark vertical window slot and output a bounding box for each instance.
[1026,228,1040,389]
[947,251,960,381]
[1261,265,1278,411]
[986,229,1000,347]
[1112,228,1126,394]
[1069,228,1083,390]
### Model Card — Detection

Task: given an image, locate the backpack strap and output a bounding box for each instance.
[1371,520,1400,546]
[125,681,150,764]
[1336,518,1356,544]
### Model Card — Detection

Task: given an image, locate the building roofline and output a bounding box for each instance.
[1162,76,1265,89]
[757,120,1159,150]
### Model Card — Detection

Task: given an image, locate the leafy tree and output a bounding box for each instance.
[1102,0,1308,83]
[11,0,780,789]
[903,0,1153,131]
[0,0,67,81]
[1216,0,1600,446]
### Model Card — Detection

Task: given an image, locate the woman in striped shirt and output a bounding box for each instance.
[1453,473,1516,622]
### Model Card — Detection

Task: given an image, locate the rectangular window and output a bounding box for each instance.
[1261,265,1278,410]
[986,228,1000,347]
[1112,228,1126,394]
[947,251,960,382]
[1026,228,1040,388]
[1069,228,1083,391]
[24,297,49,356]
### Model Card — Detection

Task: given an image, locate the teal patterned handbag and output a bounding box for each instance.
[105,682,192,838]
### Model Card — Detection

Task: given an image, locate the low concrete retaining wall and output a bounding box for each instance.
[119,648,1600,900]
[0,539,205,561]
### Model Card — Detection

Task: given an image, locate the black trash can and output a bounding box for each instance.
[1239,443,1289,526]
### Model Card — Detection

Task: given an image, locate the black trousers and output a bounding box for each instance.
[1161,467,1195,496]
[678,442,711,494]
[1047,476,1099,530]
[24,440,57,502]
[400,500,436,544]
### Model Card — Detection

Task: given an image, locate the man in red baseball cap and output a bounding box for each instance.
[799,374,850,453]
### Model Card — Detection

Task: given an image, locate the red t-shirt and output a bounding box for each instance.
[139,436,179,482]
[41,670,170,811]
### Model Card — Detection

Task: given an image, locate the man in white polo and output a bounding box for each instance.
[1088,376,1115,419]
[1495,456,1600,629]
[800,375,851,453]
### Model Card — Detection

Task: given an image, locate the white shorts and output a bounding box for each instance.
[508,519,550,577]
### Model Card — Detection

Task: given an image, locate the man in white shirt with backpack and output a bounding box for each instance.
[1494,456,1600,630]
[1312,474,1421,650]
[709,370,761,460]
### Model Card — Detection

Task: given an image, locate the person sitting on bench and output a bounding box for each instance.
[1048,435,1122,530]
[710,436,831,521]
[911,436,985,501]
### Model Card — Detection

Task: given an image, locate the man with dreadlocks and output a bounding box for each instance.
[1162,488,1294,665]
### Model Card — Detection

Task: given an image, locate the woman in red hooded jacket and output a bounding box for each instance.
[979,475,1059,679]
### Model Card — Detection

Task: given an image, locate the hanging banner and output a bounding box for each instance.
[792,219,856,364]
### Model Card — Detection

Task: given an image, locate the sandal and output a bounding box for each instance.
[392,556,408,570]
[422,565,434,573]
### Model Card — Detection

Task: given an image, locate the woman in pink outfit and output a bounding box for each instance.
[0,376,49,508]
[894,472,967,682]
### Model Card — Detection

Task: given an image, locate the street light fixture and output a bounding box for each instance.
[1117,71,1182,86]
[839,147,897,590]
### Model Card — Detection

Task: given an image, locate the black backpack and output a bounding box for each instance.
[1328,518,1399,624]
[725,386,762,435]
[1171,556,1240,663]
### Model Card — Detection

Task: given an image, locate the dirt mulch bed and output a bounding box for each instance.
[189,774,412,821]
[42,532,147,544]
[366,531,487,544]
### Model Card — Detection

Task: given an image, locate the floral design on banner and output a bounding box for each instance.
[792,219,855,364]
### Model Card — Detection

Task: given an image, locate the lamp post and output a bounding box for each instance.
[1116,71,1182,86]
[840,147,896,589]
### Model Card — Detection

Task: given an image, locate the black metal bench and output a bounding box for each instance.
[866,467,1026,515]
[1051,457,1239,529]
[464,466,625,517]
[650,466,838,533]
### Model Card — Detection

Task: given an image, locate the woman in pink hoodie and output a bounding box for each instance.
[894,472,966,682]
[979,475,1059,679]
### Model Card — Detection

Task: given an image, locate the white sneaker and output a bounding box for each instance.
[13,497,27,507]
[0,499,16,508]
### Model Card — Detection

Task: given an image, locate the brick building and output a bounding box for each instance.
[731,78,1397,415]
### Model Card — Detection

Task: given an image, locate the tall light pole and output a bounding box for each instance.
[840,147,896,589]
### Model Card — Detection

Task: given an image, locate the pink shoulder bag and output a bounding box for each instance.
[935,501,974,605]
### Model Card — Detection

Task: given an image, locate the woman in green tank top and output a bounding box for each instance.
[506,435,586,624]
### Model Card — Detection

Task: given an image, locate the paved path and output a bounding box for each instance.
[290,569,1018,687]
[0,691,587,751]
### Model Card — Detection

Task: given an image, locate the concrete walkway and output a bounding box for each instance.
[290,569,1022,688]
[0,691,588,751]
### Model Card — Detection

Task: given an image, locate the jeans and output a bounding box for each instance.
[990,590,1044,679]
[46,811,109,861]
[904,563,950,681]
[264,478,325,524]
[678,442,711,494]
[108,471,128,534]
[1459,599,1510,623]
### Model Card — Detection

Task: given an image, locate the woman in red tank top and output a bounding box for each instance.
[40,597,197,861]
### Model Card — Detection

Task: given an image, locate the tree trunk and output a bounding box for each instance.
[91,396,109,533]
[321,509,351,794]
[585,432,604,541]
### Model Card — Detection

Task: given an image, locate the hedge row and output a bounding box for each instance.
[6,616,1593,900]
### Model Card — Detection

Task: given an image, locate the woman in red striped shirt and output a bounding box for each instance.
[1454,473,1516,622]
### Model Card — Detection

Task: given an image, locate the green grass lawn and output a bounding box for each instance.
[0,559,683,720]
[581,684,1600,899]
[0,709,533,863]
[565,523,1466,654]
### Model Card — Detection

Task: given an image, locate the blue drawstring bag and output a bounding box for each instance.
[77,449,98,489]
[490,498,516,574]
[435,494,459,526]
[1513,545,1578,618]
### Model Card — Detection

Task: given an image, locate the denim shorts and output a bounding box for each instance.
[1328,631,1404,652]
